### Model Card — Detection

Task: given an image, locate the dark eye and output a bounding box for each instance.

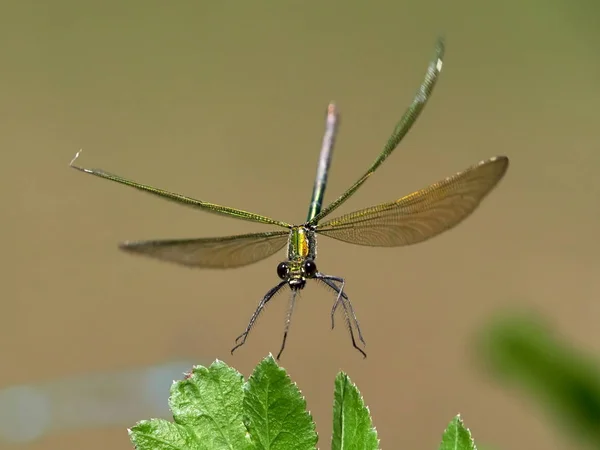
[303,259,317,277]
[276,262,289,279]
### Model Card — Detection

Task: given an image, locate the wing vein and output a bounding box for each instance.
[316,157,508,247]
[119,231,290,268]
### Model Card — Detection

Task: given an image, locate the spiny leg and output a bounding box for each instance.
[322,278,345,328]
[318,278,361,343]
[276,289,299,360]
[316,275,366,357]
[336,292,367,358]
[320,276,366,346]
[231,281,287,355]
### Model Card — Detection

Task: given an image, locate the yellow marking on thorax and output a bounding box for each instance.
[297,228,309,258]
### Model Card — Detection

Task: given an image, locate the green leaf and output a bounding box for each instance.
[129,360,253,450]
[243,355,317,450]
[129,419,197,450]
[439,415,477,450]
[331,372,379,450]
[475,313,600,445]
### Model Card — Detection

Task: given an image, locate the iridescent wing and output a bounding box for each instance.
[315,156,508,247]
[70,151,292,229]
[119,231,289,269]
[309,37,445,224]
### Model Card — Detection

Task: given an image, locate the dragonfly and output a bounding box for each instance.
[70,37,509,360]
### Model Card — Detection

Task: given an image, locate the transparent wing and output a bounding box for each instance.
[309,37,445,224]
[70,151,291,229]
[316,156,508,247]
[119,231,289,269]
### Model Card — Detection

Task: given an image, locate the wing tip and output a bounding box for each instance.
[489,155,510,174]
[119,241,136,251]
[69,149,93,173]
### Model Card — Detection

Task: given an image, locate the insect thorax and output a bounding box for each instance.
[287,226,317,261]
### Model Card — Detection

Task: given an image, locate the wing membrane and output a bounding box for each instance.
[316,156,508,247]
[310,37,445,224]
[119,231,289,268]
[70,151,291,229]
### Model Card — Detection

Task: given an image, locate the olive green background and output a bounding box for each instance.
[2,1,599,449]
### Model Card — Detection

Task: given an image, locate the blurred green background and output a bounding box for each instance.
[2,1,599,449]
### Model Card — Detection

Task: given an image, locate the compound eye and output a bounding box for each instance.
[303,259,317,277]
[276,262,289,280]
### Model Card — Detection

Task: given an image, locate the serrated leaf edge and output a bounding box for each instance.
[334,372,379,450]
[447,414,477,450]
[245,354,318,449]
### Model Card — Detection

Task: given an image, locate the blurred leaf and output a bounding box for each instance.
[129,360,253,450]
[475,312,600,446]
[331,372,379,450]
[439,415,477,450]
[244,355,317,450]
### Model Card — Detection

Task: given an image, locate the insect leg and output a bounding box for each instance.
[276,289,299,360]
[316,274,366,357]
[231,281,287,355]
